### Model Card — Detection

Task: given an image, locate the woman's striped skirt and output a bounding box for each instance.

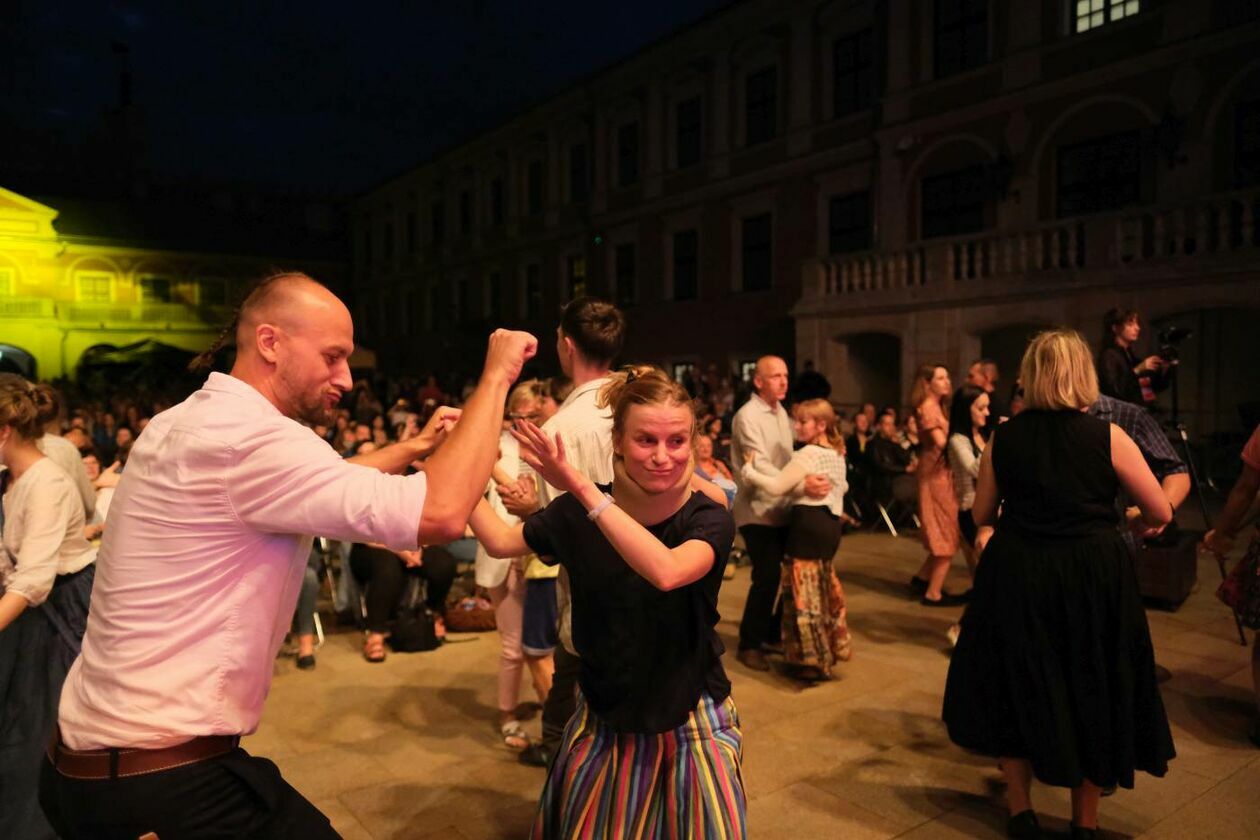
[532,691,745,840]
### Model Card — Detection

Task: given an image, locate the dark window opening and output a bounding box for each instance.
[614,243,636,306]
[527,159,544,214]
[569,143,589,203]
[672,230,698,300]
[1234,99,1260,187]
[745,66,778,146]
[829,191,872,254]
[934,0,988,78]
[525,264,542,320]
[459,191,471,235]
[431,201,445,244]
[618,122,640,187]
[490,178,504,226]
[676,97,702,168]
[833,29,875,117]
[921,165,987,238]
[1056,130,1141,217]
[741,214,773,292]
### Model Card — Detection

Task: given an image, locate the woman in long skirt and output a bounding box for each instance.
[741,398,851,679]
[470,366,744,839]
[943,330,1174,839]
[0,376,97,839]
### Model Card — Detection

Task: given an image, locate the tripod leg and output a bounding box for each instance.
[1176,426,1248,646]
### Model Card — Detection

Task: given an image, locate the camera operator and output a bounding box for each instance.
[1097,308,1170,409]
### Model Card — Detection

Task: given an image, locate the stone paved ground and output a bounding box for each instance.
[247,532,1260,839]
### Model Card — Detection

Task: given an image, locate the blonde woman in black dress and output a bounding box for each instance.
[943,330,1174,840]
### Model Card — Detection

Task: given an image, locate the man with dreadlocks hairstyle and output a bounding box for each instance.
[41,271,538,838]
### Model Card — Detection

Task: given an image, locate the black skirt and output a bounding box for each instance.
[784,505,841,560]
[942,527,1174,789]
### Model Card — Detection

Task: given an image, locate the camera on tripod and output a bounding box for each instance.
[1157,325,1192,364]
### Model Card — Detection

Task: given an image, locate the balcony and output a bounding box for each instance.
[797,187,1260,314]
[0,297,56,319]
[56,303,233,327]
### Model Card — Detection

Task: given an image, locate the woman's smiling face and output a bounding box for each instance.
[616,403,694,493]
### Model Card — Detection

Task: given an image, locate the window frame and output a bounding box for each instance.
[0,267,14,297]
[828,191,873,255]
[137,275,174,305]
[523,263,543,320]
[1072,0,1141,34]
[739,213,773,293]
[671,229,699,301]
[934,0,989,79]
[613,241,637,307]
[832,29,875,118]
[1055,129,1143,218]
[675,96,703,169]
[617,121,640,188]
[920,164,989,239]
[527,159,544,215]
[569,142,590,203]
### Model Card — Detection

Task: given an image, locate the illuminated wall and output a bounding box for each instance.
[0,186,339,379]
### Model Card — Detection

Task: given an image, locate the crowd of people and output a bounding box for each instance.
[1,277,1257,839]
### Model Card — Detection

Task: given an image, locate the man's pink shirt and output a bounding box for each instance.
[59,373,427,749]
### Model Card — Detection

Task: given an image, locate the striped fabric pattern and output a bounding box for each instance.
[532,692,746,840]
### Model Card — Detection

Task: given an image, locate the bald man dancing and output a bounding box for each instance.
[40,272,537,838]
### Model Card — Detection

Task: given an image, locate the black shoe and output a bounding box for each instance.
[920,592,967,607]
[1006,809,1040,838]
[296,654,316,670]
[909,576,929,596]
[1070,826,1097,840]
[1100,783,1117,797]
[518,743,553,768]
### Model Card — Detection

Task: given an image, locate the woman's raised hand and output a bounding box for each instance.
[510,420,578,494]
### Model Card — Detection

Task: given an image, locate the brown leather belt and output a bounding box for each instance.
[48,730,240,780]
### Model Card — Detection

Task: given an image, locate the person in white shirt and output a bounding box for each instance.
[0,375,97,840]
[37,427,96,521]
[502,297,624,769]
[41,272,537,839]
[730,356,829,672]
[741,398,851,680]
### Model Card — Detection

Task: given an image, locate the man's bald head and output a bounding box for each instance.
[209,271,355,425]
[235,273,350,354]
[752,355,789,406]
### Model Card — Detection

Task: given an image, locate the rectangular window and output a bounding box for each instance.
[198,279,227,306]
[1074,0,1140,33]
[1056,130,1141,217]
[361,228,372,264]
[745,66,778,145]
[921,165,987,238]
[0,267,13,296]
[833,29,875,117]
[1235,99,1260,187]
[424,284,435,329]
[617,122,640,187]
[740,214,773,292]
[829,191,872,254]
[676,97,702,168]
[431,201,445,244]
[614,243,636,307]
[527,159,544,214]
[138,276,173,304]
[459,191,471,235]
[569,143,589,203]
[383,222,394,260]
[524,264,542,320]
[490,177,504,225]
[77,272,113,303]
[486,272,501,320]
[934,0,988,78]
[567,255,587,300]
[672,230,698,301]
[406,211,417,253]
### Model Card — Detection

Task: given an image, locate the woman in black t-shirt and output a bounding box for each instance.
[469,366,743,840]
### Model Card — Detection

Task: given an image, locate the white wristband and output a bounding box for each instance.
[586,492,615,521]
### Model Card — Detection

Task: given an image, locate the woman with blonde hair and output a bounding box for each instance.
[468,365,744,839]
[943,329,1174,840]
[908,363,965,605]
[741,398,851,679]
[0,375,97,839]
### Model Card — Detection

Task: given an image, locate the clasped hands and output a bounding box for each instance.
[741,450,831,499]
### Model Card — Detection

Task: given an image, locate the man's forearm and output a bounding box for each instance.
[348,439,426,474]
[418,375,512,540]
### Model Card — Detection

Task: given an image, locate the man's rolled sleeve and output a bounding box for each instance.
[228,423,426,550]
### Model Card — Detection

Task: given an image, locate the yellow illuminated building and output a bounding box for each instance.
[0,185,343,379]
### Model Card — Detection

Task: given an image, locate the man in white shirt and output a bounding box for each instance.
[41,272,537,839]
[731,355,828,671]
[504,297,623,768]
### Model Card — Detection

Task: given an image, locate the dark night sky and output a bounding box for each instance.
[1,0,733,196]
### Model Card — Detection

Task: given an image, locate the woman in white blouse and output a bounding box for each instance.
[0,375,96,839]
[741,398,851,680]
[945,385,991,647]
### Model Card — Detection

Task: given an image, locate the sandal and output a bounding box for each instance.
[363,634,387,663]
[501,719,530,751]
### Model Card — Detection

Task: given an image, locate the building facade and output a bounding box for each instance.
[351,0,1259,436]
[0,186,344,380]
